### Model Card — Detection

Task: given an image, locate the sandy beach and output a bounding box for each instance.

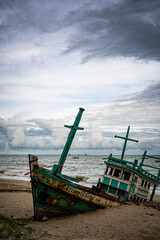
[0,179,160,240]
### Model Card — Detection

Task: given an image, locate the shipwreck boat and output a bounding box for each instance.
[98,127,160,203]
[28,108,160,220]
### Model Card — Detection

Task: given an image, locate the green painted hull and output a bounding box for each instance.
[32,180,101,220]
[29,163,119,220]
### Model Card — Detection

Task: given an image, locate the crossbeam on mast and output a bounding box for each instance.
[115,126,138,161]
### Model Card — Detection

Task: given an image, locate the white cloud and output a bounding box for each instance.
[0,58,159,120]
[1,116,26,148]
[0,82,159,154]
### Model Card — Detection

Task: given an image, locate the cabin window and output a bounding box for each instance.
[106,167,113,175]
[148,182,150,189]
[144,181,148,188]
[130,196,133,201]
[113,169,121,178]
[141,179,144,187]
[136,197,140,202]
[122,171,131,181]
[133,196,136,201]
[134,176,138,184]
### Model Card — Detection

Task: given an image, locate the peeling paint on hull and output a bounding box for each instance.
[31,168,119,219]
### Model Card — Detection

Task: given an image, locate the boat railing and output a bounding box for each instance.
[107,154,138,168]
[139,151,160,183]
[137,166,159,182]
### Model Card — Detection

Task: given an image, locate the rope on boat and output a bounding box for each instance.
[11,216,35,225]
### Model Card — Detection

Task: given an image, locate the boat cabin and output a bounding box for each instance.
[99,158,159,202]
[97,127,160,202]
[101,163,133,201]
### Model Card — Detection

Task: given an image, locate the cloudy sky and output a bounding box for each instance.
[0,0,160,155]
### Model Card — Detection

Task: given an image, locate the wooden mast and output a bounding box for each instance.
[115,126,138,161]
[52,107,85,174]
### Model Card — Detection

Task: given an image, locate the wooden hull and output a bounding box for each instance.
[32,179,101,219]
[30,165,120,219]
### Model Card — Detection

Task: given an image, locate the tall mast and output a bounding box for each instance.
[52,107,85,174]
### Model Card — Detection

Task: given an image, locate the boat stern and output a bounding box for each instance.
[28,154,39,177]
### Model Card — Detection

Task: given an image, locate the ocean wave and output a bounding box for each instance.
[71,175,89,182]
[3,171,26,176]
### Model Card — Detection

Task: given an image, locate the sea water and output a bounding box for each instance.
[0,154,160,195]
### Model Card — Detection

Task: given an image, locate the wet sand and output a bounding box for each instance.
[0,179,160,240]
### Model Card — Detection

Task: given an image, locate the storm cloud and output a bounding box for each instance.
[1,0,160,65]
[63,0,160,62]
[0,0,160,154]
